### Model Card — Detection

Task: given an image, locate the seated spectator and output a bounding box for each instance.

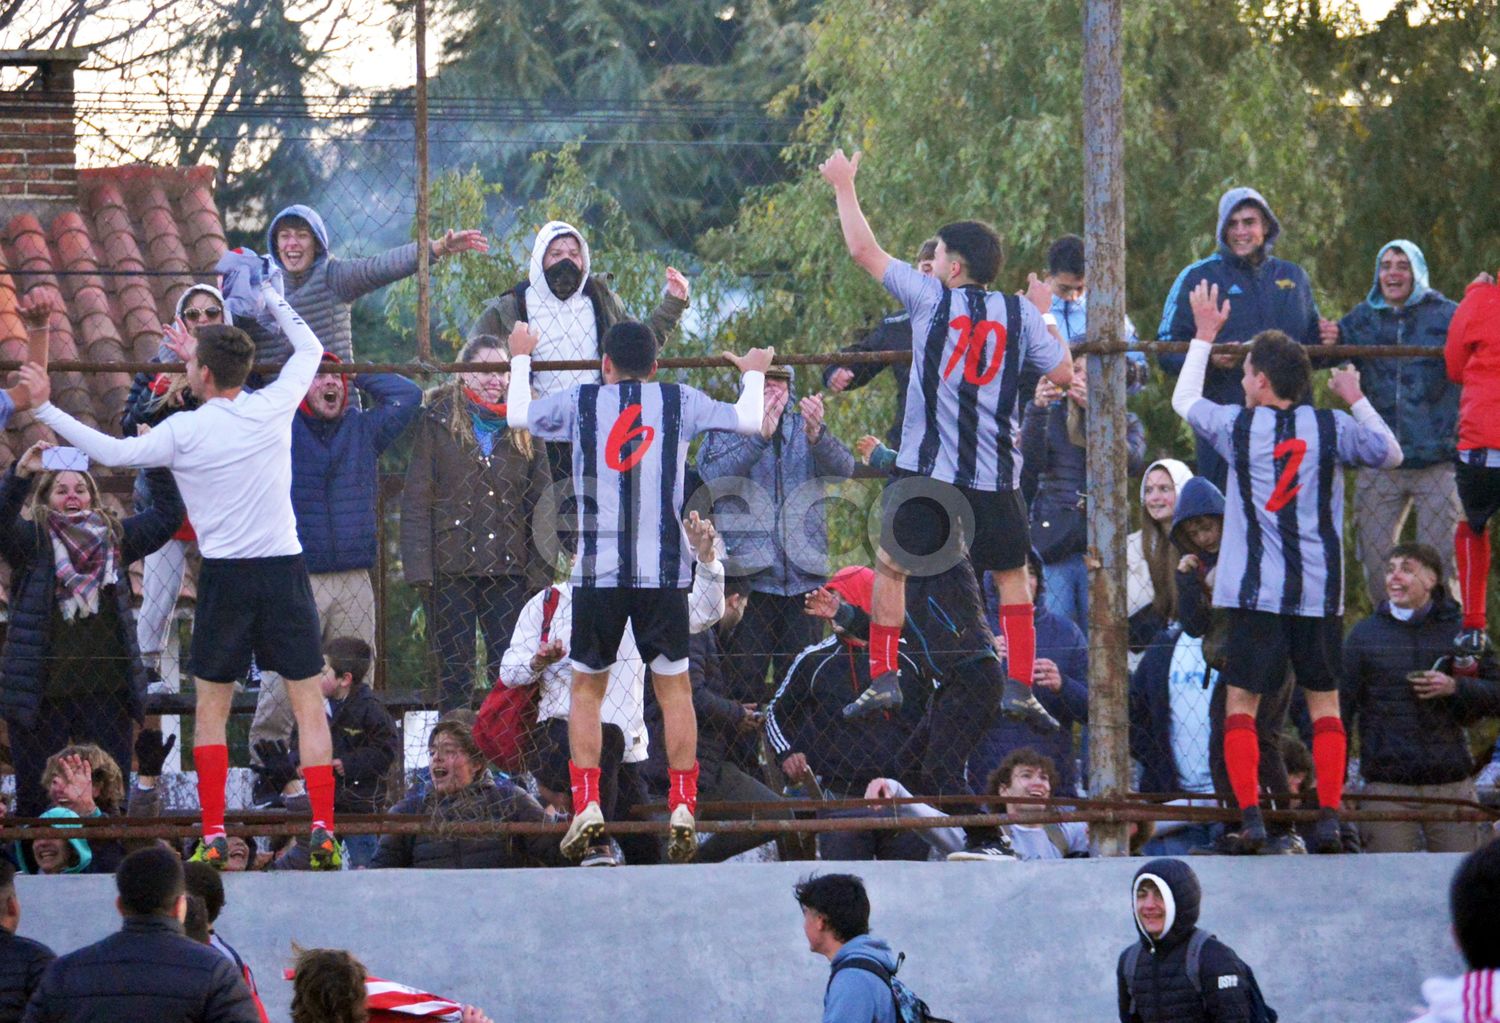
[1411,840,1500,1022]
[973,550,1088,796]
[39,743,159,873]
[22,846,261,1023]
[248,357,421,781]
[370,720,565,870]
[764,611,930,861]
[0,441,184,817]
[273,637,399,868]
[0,858,54,1020]
[865,747,1088,861]
[269,204,487,362]
[17,807,92,875]
[1022,352,1146,630]
[184,862,269,1022]
[496,516,723,866]
[1117,858,1275,1023]
[399,334,551,712]
[1125,459,1193,660]
[1343,542,1500,853]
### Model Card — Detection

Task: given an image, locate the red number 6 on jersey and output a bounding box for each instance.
[606,404,656,472]
[1264,438,1307,513]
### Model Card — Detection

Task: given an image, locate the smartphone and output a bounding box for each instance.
[41,447,89,472]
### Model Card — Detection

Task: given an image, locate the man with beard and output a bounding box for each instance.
[468,221,690,479]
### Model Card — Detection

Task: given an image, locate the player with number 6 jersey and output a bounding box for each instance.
[507,317,773,863]
[1172,279,1401,855]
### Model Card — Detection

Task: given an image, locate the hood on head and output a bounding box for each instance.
[528,220,592,299]
[1169,476,1226,553]
[1139,458,1194,506]
[30,806,92,874]
[267,204,331,270]
[1216,187,1281,257]
[1367,238,1432,309]
[1132,857,1200,948]
[174,283,232,328]
[830,933,900,973]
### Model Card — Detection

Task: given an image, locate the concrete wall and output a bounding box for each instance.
[19,854,1462,1023]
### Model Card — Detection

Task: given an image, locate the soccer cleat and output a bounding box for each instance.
[560,801,606,862]
[667,804,699,864]
[1311,808,1345,855]
[1234,806,1268,855]
[946,834,1018,862]
[1454,628,1493,659]
[999,678,1060,734]
[308,828,344,871]
[189,835,230,870]
[580,843,619,867]
[842,671,904,719]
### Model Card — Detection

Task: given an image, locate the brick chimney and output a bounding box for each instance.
[0,49,86,214]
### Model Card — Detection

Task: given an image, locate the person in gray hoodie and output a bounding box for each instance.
[1331,239,1461,604]
[794,873,899,1023]
[267,203,487,362]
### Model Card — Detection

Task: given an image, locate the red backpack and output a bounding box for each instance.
[474,586,560,772]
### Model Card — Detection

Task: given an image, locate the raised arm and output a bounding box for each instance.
[1329,364,1403,469]
[1170,281,1230,421]
[30,366,178,470]
[722,347,773,434]
[254,283,325,411]
[819,150,892,281]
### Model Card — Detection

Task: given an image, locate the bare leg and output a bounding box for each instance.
[652,670,697,770]
[568,669,609,769]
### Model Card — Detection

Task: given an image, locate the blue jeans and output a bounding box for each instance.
[1042,554,1089,632]
[343,833,379,869]
[1141,823,1220,857]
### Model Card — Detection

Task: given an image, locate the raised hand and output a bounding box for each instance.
[761,385,788,440]
[818,149,862,190]
[802,586,840,620]
[134,728,177,777]
[14,364,50,412]
[665,266,690,302]
[828,367,855,392]
[16,439,53,477]
[863,777,896,801]
[17,288,62,330]
[531,638,567,672]
[434,229,489,257]
[163,318,197,363]
[53,753,96,815]
[723,346,775,375]
[508,321,538,359]
[251,740,299,794]
[800,393,825,443]
[855,434,881,463]
[1189,280,1231,342]
[1318,317,1340,346]
[684,510,717,563]
[1024,272,1052,314]
[1328,362,1364,406]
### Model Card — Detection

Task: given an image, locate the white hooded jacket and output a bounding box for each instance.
[525,220,599,397]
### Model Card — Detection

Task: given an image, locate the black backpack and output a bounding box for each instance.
[829,952,955,1023]
[1121,928,1277,1023]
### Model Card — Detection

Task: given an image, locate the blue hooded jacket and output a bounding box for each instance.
[1157,187,1321,406]
[824,934,900,1023]
[1336,239,1458,467]
[1168,477,1226,643]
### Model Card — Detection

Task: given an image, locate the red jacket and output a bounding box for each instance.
[1447,278,1500,451]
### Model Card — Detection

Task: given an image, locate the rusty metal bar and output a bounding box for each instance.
[413,0,432,361]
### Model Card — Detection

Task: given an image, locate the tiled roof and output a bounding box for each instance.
[0,164,224,603]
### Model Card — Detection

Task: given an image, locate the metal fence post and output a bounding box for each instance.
[1083,0,1130,856]
[414,0,432,361]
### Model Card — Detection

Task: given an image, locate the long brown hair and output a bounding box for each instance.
[436,334,532,458]
[25,469,123,547]
[290,947,368,1023]
[41,743,126,815]
[1141,513,1177,622]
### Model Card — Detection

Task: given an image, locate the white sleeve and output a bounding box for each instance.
[33,402,178,469]
[1350,398,1404,469]
[733,371,764,434]
[1170,339,1213,420]
[255,285,324,411]
[507,354,533,428]
[688,556,725,635]
[497,589,546,688]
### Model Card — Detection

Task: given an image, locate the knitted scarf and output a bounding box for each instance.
[48,511,117,622]
[464,387,508,457]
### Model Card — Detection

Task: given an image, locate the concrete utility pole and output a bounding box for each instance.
[414,0,432,361]
[1082,0,1130,856]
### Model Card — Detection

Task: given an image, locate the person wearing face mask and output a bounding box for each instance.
[399,335,552,712]
[466,221,690,478]
[245,354,421,776]
[266,204,487,363]
[0,441,183,819]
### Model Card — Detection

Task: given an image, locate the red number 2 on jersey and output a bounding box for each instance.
[605,404,656,472]
[1264,438,1307,513]
[942,316,1006,386]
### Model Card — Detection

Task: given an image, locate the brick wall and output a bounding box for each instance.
[0,56,79,202]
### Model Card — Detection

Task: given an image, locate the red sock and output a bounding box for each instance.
[303,764,336,832]
[999,604,1035,687]
[1456,522,1491,630]
[194,744,228,840]
[668,762,700,815]
[1223,714,1261,811]
[1312,716,1348,812]
[569,761,600,812]
[869,623,901,678]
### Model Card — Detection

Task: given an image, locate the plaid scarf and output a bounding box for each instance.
[48,511,117,621]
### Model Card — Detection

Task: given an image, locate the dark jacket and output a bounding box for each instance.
[0,929,54,1023]
[697,374,857,597]
[21,915,259,1023]
[1343,595,1500,786]
[1021,399,1146,560]
[293,373,421,573]
[822,313,913,448]
[1337,241,1458,468]
[0,466,184,729]
[1117,858,1255,1023]
[398,391,552,587]
[1168,477,1226,645]
[1157,187,1321,407]
[290,683,399,814]
[370,775,564,869]
[1130,626,1192,795]
[644,624,751,787]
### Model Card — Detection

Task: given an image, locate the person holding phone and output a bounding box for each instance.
[0,440,184,817]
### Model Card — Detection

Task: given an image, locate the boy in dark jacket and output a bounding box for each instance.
[1343,542,1500,853]
[1118,857,1266,1023]
[0,859,53,1022]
